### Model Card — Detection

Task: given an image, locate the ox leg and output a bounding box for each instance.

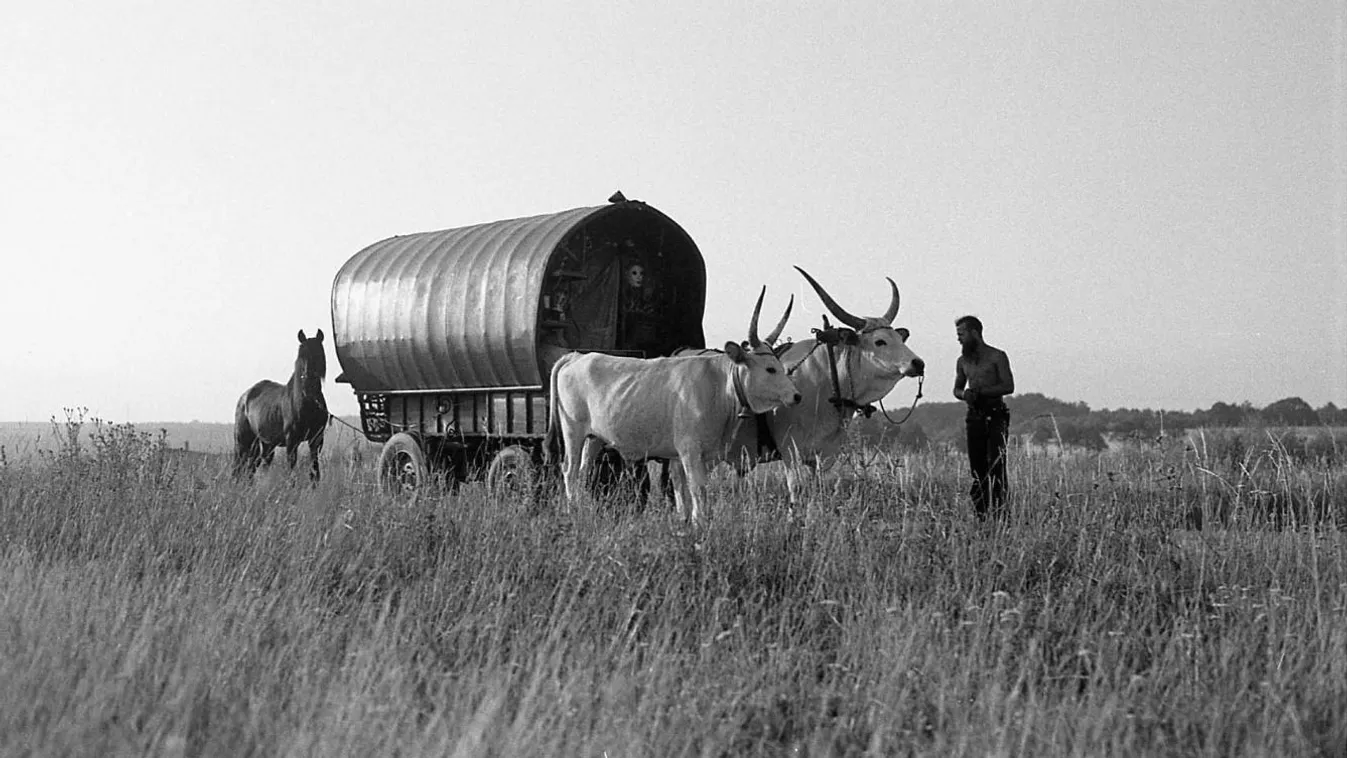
[631,459,652,513]
[286,444,300,471]
[679,450,712,525]
[557,426,580,505]
[571,436,604,506]
[666,459,691,522]
[780,448,810,509]
[784,465,801,505]
[659,459,674,508]
[556,422,585,506]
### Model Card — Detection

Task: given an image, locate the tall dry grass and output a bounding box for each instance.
[0,417,1343,756]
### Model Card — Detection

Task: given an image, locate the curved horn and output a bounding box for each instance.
[747,286,766,348]
[881,277,900,324]
[794,266,865,330]
[764,294,793,346]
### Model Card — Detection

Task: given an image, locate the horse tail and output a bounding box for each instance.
[232,389,256,477]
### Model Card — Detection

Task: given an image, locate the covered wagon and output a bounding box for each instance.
[331,194,707,492]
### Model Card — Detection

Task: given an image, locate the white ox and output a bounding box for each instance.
[547,289,803,524]
[683,267,925,503]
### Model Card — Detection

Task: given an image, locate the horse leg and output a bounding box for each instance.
[252,443,275,479]
[239,441,266,481]
[233,442,253,480]
[233,413,259,480]
[308,434,324,483]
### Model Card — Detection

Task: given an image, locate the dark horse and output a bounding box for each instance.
[234,329,329,481]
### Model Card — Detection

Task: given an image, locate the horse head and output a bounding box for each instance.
[295,329,327,395]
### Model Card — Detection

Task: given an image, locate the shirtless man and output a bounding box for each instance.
[953,315,1016,520]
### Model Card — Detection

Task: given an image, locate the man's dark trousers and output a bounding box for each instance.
[966,402,1010,519]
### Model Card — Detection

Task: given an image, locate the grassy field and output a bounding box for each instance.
[1,417,1344,756]
[0,415,374,463]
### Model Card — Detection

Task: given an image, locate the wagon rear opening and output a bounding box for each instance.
[536,205,706,376]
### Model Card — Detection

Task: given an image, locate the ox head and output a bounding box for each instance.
[795,267,924,405]
[726,287,803,413]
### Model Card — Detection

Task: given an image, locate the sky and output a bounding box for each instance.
[2,1,1343,424]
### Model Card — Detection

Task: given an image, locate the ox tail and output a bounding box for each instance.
[543,353,572,472]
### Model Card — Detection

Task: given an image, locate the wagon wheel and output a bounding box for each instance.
[377,433,428,496]
[485,445,538,501]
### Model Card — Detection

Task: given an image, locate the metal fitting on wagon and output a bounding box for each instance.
[330,193,708,495]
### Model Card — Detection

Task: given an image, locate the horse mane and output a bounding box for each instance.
[295,335,327,380]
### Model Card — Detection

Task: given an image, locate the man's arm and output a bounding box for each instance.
[953,359,969,401]
[980,350,1015,398]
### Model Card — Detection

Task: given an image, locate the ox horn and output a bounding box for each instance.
[764,294,793,346]
[747,286,766,348]
[881,277,901,324]
[794,266,865,330]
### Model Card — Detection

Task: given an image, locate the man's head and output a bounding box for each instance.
[956,315,983,356]
[625,263,646,289]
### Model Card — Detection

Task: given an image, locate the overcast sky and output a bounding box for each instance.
[3,1,1343,423]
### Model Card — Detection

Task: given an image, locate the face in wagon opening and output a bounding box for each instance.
[625,263,646,290]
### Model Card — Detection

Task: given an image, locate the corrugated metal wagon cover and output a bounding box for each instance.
[332,205,599,392]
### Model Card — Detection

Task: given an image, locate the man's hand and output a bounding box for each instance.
[963,388,979,405]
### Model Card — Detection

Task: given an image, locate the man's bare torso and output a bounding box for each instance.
[959,345,1010,395]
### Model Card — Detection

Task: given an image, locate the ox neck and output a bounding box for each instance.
[789,339,874,424]
[730,366,754,418]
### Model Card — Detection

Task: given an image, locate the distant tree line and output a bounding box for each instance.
[853,392,1347,453]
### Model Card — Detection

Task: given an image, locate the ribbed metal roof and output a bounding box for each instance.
[331,200,703,393]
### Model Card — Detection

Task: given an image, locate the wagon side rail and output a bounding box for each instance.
[354,385,549,445]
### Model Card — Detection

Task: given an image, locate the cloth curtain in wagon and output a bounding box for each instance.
[537,247,624,378]
[556,256,620,352]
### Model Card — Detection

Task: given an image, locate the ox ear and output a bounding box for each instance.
[298,329,307,343]
[316,328,324,342]
[896,327,910,342]
[724,341,747,364]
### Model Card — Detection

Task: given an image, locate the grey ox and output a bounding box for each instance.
[681,267,925,503]
[547,288,803,524]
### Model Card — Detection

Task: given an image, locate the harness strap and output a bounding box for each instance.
[876,374,924,425]
[817,317,845,411]
[813,317,876,420]
[731,368,754,419]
